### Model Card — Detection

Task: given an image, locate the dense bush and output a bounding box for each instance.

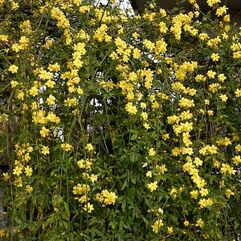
[0,0,241,240]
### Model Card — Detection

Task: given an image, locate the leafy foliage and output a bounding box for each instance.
[0,0,241,240]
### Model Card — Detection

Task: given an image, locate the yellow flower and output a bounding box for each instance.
[43,39,54,49]
[33,110,47,124]
[172,147,181,156]
[198,198,213,208]
[89,174,98,183]
[232,155,241,165]
[10,80,18,88]
[207,0,221,7]
[194,157,203,166]
[103,190,117,205]
[207,70,216,79]
[235,89,241,97]
[83,203,94,213]
[162,134,170,140]
[199,188,209,197]
[199,145,217,155]
[217,73,226,82]
[46,112,60,124]
[195,218,204,228]
[148,148,156,157]
[190,190,199,199]
[48,63,60,72]
[38,69,53,80]
[40,127,50,138]
[159,21,168,33]
[51,7,70,29]
[208,110,213,116]
[216,6,228,17]
[141,112,148,120]
[171,81,185,92]
[13,165,23,176]
[195,74,206,82]
[77,88,84,95]
[29,86,38,97]
[147,181,158,192]
[133,48,141,59]
[125,102,137,115]
[19,20,32,32]
[79,5,91,13]
[223,14,230,22]
[179,98,195,108]
[11,1,19,10]
[183,220,189,226]
[155,39,167,54]
[46,80,55,88]
[0,34,8,42]
[80,159,92,169]
[211,53,220,62]
[170,188,178,198]
[8,64,18,73]
[78,194,89,203]
[157,165,167,174]
[225,189,235,198]
[64,97,78,107]
[199,33,209,41]
[167,226,173,234]
[151,219,163,233]
[17,90,25,100]
[61,143,73,152]
[159,8,167,17]
[207,37,221,47]
[221,163,235,175]
[26,185,33,193]
[96,190,117,206]
[143,39,155,51]
[93,24,109,42]
[132,32,139,39]
[25,166,33,177]
[46,95,56,106]
[235,144,241,152]
[146,171,152,177]
[216,137,232,146]
[219,94,228,102]
[19,36,29,49]
[2,172,10,181]
[14,177,23,187]
[85,143,94,152]
[73,184,90,195]
[73,42,86,56]
[41,146,50,155]
[143,123,150,130]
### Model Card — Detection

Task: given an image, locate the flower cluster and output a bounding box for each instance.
[12,144,33,193]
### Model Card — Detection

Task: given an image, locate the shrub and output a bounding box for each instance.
[0,0,241,240]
